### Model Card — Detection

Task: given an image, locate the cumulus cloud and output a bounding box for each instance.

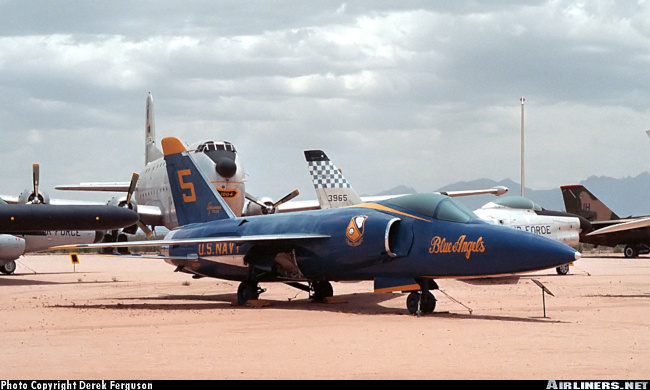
[0,1,649,203]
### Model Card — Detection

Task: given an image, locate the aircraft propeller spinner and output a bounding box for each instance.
[246,189,300,215]
[123,173,152,237]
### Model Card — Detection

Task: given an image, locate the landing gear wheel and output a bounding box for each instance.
[556,264,570,275]
[237,281,260,306]
[406,292,421,315]
[0,261,16,275]
[406,291,436,315]
[624,245,639,258]
[311,281,334,301]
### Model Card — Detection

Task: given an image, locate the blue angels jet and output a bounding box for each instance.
[58,137,580,315]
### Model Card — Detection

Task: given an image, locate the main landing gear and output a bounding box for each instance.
[0,260,16,275]
[623,243,650,258]
[235,279,335,306]
[406,279,439,315]
[237,280,265,306]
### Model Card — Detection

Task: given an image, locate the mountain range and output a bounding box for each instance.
[372,171,650,217]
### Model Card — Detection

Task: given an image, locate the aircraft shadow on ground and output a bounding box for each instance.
[52,290,567,322]
[0,274,115,287]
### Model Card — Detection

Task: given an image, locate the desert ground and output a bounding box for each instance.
[1,252,648,380]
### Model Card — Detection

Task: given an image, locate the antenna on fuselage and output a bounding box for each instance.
[520,97,525,197]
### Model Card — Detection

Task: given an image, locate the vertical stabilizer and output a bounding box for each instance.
[304,150,363,208]
[145,92,164,165]
[561,185,620,222]
[162,137,235,226]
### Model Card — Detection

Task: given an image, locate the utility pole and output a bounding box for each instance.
[520,97,525,197]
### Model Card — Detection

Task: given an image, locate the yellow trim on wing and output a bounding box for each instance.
[374,283,421,294]
[352,203,431,222]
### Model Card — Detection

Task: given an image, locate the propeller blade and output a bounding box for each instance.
[273,189,300,208]
[245,191,268,208]
[125,173,139,205]
[137,221,153,237]
[32,164,40,203]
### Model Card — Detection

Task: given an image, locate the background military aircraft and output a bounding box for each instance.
[562,184,650,258]
[302,149,589,275]
[0,164,139,274]
[244,150,509,215]
[56,93,299,238]
[57,137,580,315]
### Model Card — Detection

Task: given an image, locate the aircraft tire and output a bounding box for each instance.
[624,245,639,258]
[420,291,436,314]
[237,281,260,306]
[556,264,570,275]
[406,291,436,315]
[311,281,333,301]
[1,261,16,275]
[406,292,421,315]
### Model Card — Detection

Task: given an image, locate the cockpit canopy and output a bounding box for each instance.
[195,141,237,153]
[491,196,543,211]
[384,193,478,223]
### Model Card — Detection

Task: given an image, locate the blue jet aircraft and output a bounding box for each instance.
[59,137,581,315]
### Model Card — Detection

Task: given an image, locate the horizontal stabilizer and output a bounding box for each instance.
[587,216,650,236]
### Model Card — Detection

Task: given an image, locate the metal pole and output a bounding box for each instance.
[520,97,525,197]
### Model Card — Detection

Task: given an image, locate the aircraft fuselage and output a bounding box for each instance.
[161,198,579,283]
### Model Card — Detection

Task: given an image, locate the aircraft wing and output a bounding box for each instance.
[135,204,165,227]
[276,199,321,213]
[53,233,331,250]
[586,217,650,237]
[54,182,165,227]
[55,182,132,192]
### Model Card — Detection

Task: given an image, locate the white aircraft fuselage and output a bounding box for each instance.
[135,140,245,230]
[474,197,590,247]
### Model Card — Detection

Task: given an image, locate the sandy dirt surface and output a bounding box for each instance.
[1,253,648,380]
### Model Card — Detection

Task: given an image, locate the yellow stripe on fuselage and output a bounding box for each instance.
[351,203,431,222]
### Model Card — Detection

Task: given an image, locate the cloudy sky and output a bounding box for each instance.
[1,1,649,206]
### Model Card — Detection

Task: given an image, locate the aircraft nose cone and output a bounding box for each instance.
[479,226,582,275]
[215,157,237,178]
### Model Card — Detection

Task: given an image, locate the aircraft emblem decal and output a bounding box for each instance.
[308,161,352,189]
[346,215,368,247]
[207,202,222,215]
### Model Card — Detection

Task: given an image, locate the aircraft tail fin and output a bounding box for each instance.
[304,150,363,208]
[145,92,164,165]
[561,184,620,222]
[162,137,236,225]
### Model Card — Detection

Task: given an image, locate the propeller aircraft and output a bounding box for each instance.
[56,137,580,315]
[0,164,139,274]
[56,93,299,238]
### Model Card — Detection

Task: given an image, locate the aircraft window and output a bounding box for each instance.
[385,193,476,223]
